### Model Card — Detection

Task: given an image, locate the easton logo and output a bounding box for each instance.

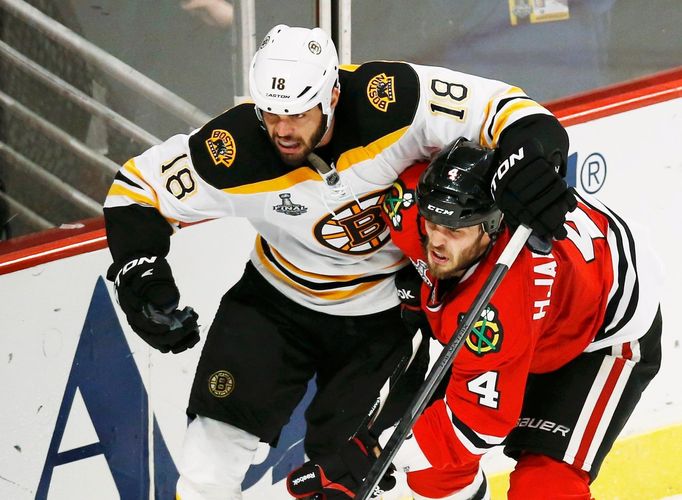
[367,73,396,112]
[461,304,503,356]
[205,129,236,168]
[491,146,524,192]
[382,179,414,230]
[113,256,157,287]
[313,191,390,255]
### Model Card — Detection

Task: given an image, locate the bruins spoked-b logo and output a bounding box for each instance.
[205,129,236,168]
[461,304,503,357]
[382,179,414,230]
[367,73,396,112]
[208,370,235,398]
[308,40,322,55]
[314,191,390,255]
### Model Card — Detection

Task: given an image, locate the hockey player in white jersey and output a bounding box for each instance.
[104,25,576,499]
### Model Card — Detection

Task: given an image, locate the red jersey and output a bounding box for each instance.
[383,162,661,473]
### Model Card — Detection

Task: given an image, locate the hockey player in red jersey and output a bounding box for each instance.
[287,138,662,499]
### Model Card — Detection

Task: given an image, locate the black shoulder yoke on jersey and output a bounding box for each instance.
[188,62,420,189]
[188,103,291,190]
[330,61,420,156]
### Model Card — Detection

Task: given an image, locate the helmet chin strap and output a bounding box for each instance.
[315,111,334,149]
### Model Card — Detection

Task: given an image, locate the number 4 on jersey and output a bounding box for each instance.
[467,371,500,409]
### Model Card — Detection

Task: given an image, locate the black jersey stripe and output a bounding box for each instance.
[449,409,498,452]
[600,206,640,337]
[114,171,143,190]
[486,96,532,141]
[575,193,639,342]
[259,238,390,291]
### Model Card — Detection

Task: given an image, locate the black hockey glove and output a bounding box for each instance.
[491,138,577,240]
[286,429,396,499]
[111,256,200,354]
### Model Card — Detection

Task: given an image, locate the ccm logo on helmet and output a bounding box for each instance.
[427,204,454,215]
[491,146,525,192]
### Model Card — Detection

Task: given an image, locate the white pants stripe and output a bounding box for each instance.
[563,354,634,471]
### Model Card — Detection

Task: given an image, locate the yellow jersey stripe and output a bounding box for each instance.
[267,240,369,282]
[336,126,408,172]
[340,64,360,72]
[479,87,524,147]
[107,184,157,208]
[122,159,160,207]
[254,238,384,301]
[222,166,320,195]
[491,100,543,144]
[222,126,409,195]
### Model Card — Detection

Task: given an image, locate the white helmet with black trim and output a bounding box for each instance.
[249,25,339,130]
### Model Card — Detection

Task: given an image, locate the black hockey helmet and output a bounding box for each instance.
[416,138,503,235]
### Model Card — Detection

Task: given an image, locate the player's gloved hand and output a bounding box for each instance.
[111,256,200,354]
[286,429,396,499]
[491,138,577,240]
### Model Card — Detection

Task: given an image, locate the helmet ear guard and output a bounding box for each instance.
[249,25,339,131]
[416,138,503,236]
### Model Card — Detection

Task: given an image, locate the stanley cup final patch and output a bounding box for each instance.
[273,193,308,216]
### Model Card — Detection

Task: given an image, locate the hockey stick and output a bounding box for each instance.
[354,328,425,436]
[356,224,533,500]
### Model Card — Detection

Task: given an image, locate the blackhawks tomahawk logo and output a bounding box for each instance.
[382,179,414,230]
[461,304,503,356]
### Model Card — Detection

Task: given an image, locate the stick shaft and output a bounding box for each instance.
[356,225,532,500]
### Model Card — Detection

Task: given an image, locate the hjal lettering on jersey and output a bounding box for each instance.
[532,252,557,320]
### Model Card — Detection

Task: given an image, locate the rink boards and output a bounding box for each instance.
[1,69,681,499]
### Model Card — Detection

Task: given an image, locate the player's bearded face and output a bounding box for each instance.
[262,105,326,166]
[423,221,491,280]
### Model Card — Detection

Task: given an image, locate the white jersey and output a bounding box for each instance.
[104,61,553,315]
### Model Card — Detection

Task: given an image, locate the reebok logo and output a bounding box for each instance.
[491,146,525,193]
[291,472,316,485]
[397,288,415,300]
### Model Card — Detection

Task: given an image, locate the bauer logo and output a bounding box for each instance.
[205,129,236,168]
[208,370,235,398]
[367,73,396,112]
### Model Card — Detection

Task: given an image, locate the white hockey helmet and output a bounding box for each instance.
[249,25,339,130]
